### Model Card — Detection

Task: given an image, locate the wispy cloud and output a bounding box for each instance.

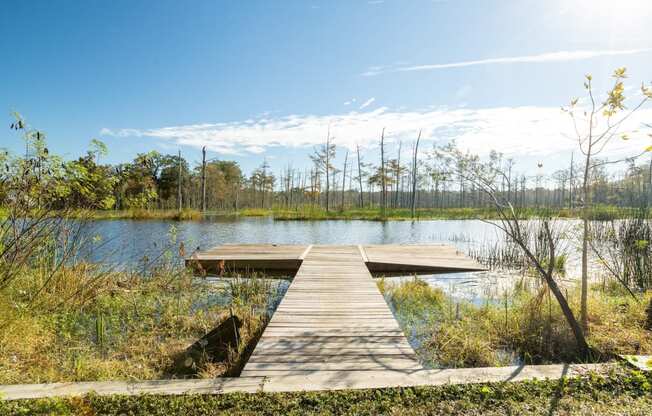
[359,97,376,109]
[100,106,652,161]
[362,48,652,76]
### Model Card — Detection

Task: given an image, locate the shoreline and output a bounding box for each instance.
[60,206,635,222]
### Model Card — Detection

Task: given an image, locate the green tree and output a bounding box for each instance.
[61,143,117,209]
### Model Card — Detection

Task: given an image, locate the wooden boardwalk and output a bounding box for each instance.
[186,243,484,378]
[241,245,421,376]
[1,363,609,399]
[187,243,483,274]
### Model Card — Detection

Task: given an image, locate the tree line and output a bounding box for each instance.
[3,117,652,214]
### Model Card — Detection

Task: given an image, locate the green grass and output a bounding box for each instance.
[67,208,204,220]
[2,366,651,415]
[238,205,637,221]
[36,204,645,222]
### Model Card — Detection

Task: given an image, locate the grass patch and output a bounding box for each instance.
[67,209,204,221]
[2,366,652,415]
[33,205,646,222]
[0,264,281,383]
[380,278,652,368]
[244,205,639,221]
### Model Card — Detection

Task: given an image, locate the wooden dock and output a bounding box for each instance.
[188,244,483,378]
[187,243,483,275]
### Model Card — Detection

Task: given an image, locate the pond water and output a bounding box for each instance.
[78,216,591,303]
[77,216,602,369]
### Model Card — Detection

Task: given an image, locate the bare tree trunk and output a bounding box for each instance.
[521,222,590,356]
[357,144,364,208]
[177,150,183,211]
[581,149,592,331]
[380,128,386,217]
[201,146,206,212]
[648,156,652,206]
[411,130,421,218]
[325,128,331,212]
[395,141,402,208]
[341,150,348,211]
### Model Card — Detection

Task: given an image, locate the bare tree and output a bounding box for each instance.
[177,149,183,210]
[564,68,652,329]
[380,128,387,217]
[441,145,591,357]
[411,130,421,218]
[341,150,348,211]
[310,127,336,211]
[394,141,402,208]
[201,146,206,212]
[355,144,369,208]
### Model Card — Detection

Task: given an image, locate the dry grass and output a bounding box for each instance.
[72,208,204,221]
[0,264,276,384]
[380,277,652,368]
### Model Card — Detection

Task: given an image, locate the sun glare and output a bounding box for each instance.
[561,0,651,26]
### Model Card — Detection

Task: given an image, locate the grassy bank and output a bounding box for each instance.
[379,278,652,368]
[68,208,204,221]
[260,205,636,221]
[61,204,638,222]
[0,262,280,383]
[2,366,651,415]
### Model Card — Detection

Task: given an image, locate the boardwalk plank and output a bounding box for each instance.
[185,244,483,379]
[240,245,423,377]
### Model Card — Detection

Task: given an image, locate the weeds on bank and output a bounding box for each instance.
[379,277,652,368]
[65,204,636,222]
[68,209,204,221]
[0,264,280,383]
[249,205,632,221]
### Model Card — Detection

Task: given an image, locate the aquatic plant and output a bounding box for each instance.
[381,277,652,369]
[591,208,652,292]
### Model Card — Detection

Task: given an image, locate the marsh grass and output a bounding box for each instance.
[0,263,281,383]
[238,205,634,221]
[67,205,637,222]
[379,277,652,368]
[71,209,204,221]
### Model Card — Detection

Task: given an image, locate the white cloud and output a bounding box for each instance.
[363,48,652,76]
[359,97,376,109]
[100,105,652,164]
[245,145,266,154]
[343,98,357,106]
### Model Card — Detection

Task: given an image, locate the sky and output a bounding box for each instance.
[2,0,652,176]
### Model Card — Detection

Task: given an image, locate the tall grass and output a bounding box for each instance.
[379,277,652,368]
[587,207,652,295]
[71,208,203,221]
[0,263,284,383]
[50,204,642,222]
[248,205,636,221]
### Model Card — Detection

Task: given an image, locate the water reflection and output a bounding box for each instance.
[78,217,590,302]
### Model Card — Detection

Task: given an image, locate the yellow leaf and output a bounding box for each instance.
[645,145,652,152]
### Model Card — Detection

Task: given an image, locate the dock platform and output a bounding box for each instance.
[187,244,483,378]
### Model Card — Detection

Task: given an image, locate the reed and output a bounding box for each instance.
[379,277,652,368]
[0,262,283,383]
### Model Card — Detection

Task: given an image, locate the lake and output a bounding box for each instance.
[77,216,599,367]
[78,216,590,303]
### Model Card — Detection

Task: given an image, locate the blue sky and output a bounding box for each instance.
[2,0,652,175]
